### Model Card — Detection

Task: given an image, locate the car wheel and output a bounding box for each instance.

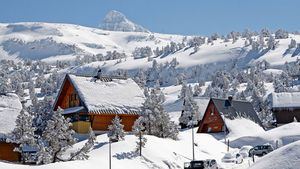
[262,152,266,156]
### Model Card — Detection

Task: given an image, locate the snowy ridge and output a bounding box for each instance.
[0,22,299,72]
[100,10,149,33]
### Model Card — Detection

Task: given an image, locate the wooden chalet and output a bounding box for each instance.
[197,97,263,133]
[270,92,300,125]
[54,73,145,134]
[0,93,22,162]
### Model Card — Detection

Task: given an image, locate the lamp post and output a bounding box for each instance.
[192,123,195,161]
[109,138,112,169]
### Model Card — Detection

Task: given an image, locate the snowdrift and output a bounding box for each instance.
[248,140,300,169]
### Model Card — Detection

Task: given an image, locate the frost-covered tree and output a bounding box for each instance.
[193,83,202,97]
[132,117,147,156]
[267,34,277,50]
[179,85,199,128]
[178,82,188,99]
[107,116,125,141]
[40,108,76,163]
[132,46,153,59]
[141,88,178,139]
[7,107,36,163]
[288,39,297,49]
[261,28,271,37]
[0,75,11,93]
[34,96,54,135]
[35,73,46,88]
[275,29,289,39]
[273,77,289,93]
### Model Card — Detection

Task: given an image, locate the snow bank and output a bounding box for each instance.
[0,93,22,137]
[248,140,300,169]
[0,129,232,169]
[271,92,300,108]
[231,122,300,148]
[225,117,265,139]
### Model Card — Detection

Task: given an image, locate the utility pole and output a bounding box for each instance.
[192,125,195,161]
[109,139,111,169]
[139,131,142,156]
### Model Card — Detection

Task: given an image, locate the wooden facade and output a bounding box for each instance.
[273,108,300,125]
[197,100,225,133]
[0,141,20,162]
[54,76,140,133]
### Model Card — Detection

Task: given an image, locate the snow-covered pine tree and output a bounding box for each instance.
[107,115,125,142]
[150,88,179,139]
[273,77,289,93]
[141,88,178,139]
[267,34,277,50]
[193,84,202,97]
[178,82,188,99]
[132,117,147,156]
[41,107,76,163]
[179,85,199,128]
[275,29,289,39]
[36,140,52,164]
[6,106,37,163]
[34,96,54,135]
[288,39,297,49]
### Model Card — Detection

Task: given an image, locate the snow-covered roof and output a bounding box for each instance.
[68,74,145,114]
[0,93,22,139]
[271,92,300,108]
[194,97,210,120]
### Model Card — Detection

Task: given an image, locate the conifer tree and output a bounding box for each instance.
[107,116,125,141]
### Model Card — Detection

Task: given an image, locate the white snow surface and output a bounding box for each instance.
[225,117,265,140]
[0,93,22,137]
[271,92,300,108]
[68,74,145,114]
[248,140,300,169]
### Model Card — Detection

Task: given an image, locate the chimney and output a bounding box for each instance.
[97,69,102,79]
[228,96,233,102]
[225,96,233,107]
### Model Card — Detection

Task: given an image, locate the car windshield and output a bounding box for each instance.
[224,153,234,158]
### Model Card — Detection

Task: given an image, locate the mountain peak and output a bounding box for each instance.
[99,10,149,33]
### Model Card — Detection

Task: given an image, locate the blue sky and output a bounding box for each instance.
[0,0,299,35]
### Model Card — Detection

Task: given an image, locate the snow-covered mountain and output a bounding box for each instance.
[99,10,149,32]
[0,21,299,73]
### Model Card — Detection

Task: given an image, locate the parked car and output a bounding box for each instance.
[184,160,206,169]
[249,145,274,156]
[184,159,218,169]
[239,145,253,158]
[205,159,218,169]
[222,152,243,164]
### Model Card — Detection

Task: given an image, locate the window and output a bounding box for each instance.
[69,93,78,107]
[210,107,214,115]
